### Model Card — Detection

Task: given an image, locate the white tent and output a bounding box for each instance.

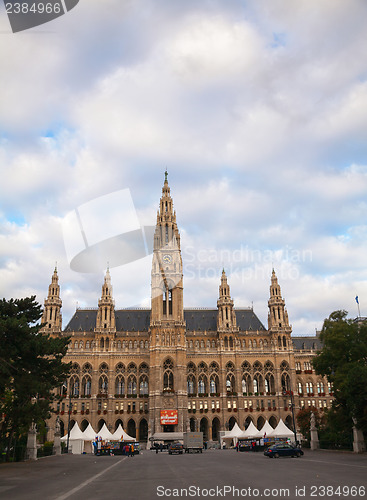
[61,421,84,441]
[221,422,244,447]
[111,424,136,441]
[257,420,276,439]
[268,419,294,439]
[240,421,259,439]
[61,422,85,454]
[82,423,97,441]
[96,423,114,441]
[225,422,243,438]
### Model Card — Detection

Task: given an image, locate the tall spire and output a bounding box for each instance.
[267,269,291,332]
[217,269,237,330]
[151,173,183,323]
[41,267,62,332]
[96,267,116,331]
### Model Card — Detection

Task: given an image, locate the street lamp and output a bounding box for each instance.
[283,388,298,445]
[66,391,72,453]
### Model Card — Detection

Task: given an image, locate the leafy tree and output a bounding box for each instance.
[296,406,325,442]
[0,296,71,460]
[312,310,367,433]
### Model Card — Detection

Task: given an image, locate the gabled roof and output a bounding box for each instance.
[64,308,266,333]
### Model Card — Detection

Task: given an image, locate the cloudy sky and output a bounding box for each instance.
[1,0,366,335]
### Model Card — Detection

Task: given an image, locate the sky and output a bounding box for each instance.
[0,0,366,335]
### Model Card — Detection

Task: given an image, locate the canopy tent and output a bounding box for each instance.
[82,423,97,441]
[221,422,244,447]
[60,422,85,454]
[268,419,294,439]
[256,420,276,439]
[61,421,84,441]
[111,424,136,442]
[224,422,243,438]
[97,423,114,441]
[240,421,259,439]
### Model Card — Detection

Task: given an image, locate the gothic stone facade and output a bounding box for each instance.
[43,176,332,443]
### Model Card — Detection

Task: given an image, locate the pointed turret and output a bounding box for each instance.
[217,270,237,330]
[96,267,116,331]
[41,266,62,332]
[267,269,291,333]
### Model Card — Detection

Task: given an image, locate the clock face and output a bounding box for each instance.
[163,254,172,264]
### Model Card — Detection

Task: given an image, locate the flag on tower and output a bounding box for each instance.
[355,296,359,304]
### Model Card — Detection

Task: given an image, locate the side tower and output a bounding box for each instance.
[149,172,187,437]
[41,267,62,333]
[268,269,295,399]
[95,267,116,350]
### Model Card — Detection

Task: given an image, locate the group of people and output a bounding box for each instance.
[154,442,164,454]
[123,443,135,457]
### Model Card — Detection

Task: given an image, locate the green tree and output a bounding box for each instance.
[312,310,367,433]
[296,406,324,442]
[0,296,71,460]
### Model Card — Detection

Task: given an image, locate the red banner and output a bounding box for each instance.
[160,409,178,425]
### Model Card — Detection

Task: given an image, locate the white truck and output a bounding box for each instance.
[183,432,203,453]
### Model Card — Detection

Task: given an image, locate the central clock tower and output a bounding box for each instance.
[149,172,187,438]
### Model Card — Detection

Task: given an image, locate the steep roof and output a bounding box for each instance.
[292,336,322,351]
[64,308,266,333]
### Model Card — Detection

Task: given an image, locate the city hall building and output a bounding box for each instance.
[43,175,331,444]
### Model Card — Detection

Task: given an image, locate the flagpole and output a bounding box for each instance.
[355,296,361,318]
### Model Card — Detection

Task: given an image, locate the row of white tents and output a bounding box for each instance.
[60,422,135,454]
[222,419,295,447]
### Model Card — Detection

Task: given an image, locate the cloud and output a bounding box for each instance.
[0,0,366,334]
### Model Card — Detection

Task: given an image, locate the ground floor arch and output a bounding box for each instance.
[285,415,293,430]
[114,419,123,431]
[244,416,253,429]
[80,419,89,431]
[189,417,196,432]
[97,419,106,432]
[228,416,237,431]
[269,415,277,428]
[257,415,266,430]
[127,418,136,438]
[139,418,148,442]
[211,417,220,441]
[200,417,208,441]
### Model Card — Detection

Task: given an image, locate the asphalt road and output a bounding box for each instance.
[0,449,366,500]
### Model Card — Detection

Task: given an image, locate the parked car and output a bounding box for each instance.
[168,442,184,455]
[264,442,303,458]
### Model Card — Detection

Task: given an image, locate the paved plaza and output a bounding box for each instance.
[0,449,366,500]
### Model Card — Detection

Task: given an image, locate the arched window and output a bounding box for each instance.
[163,359,174,392]
[99,375,108,394]
[210,378,217,394]
[127,375,137,395]
[82,376,91,396]
[70,376,79,396]
[187,375,196,395]
[139,376,149,395]
[198,376,207,395]
[115,376,125,395]
[298,382,303,395]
